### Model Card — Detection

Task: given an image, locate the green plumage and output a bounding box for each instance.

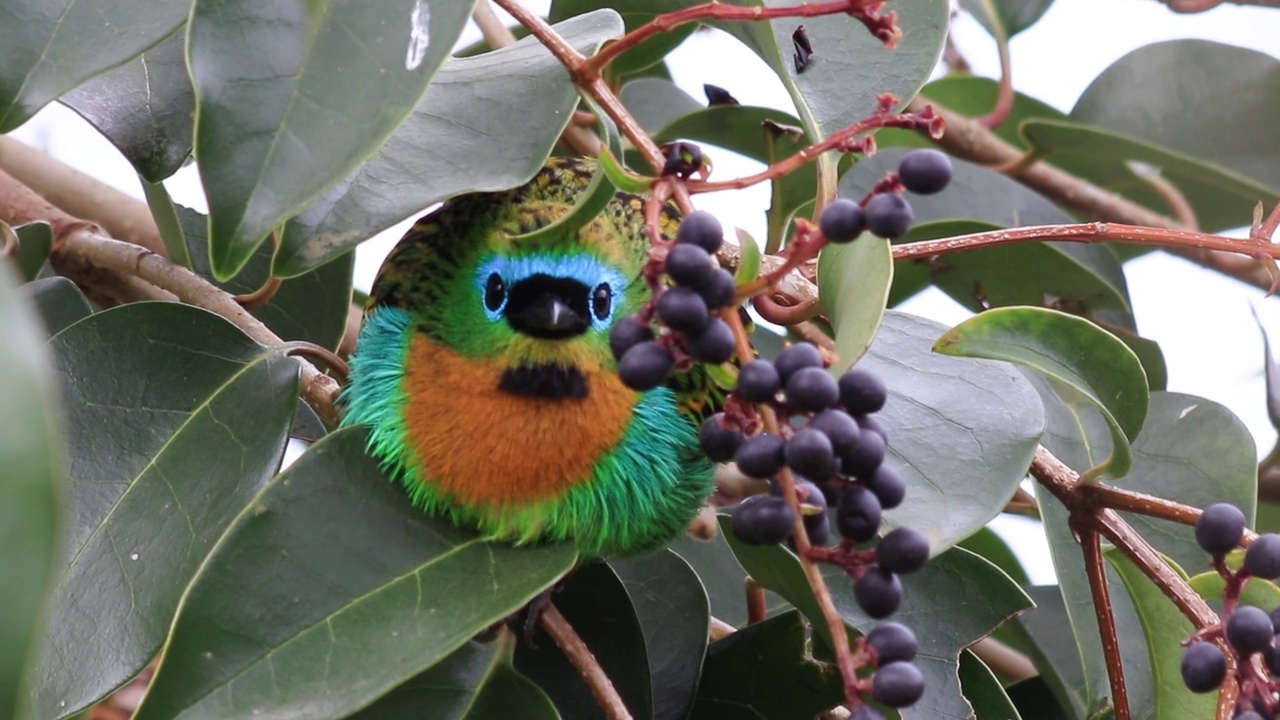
[341,157,716,555]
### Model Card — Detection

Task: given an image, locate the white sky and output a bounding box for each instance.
[12,0,1280,583]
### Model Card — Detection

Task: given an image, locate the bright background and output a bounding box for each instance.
[12,0,1280,583]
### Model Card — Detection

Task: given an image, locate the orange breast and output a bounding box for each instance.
[400,335,637,507]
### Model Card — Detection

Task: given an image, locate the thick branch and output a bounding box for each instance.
[0,136,166,256]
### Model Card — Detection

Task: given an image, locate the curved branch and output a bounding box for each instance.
[540,602,633,720]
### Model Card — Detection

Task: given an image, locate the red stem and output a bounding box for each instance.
[1075,522,1131,720]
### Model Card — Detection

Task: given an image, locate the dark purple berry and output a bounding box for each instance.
[819,199,865,243]
[865,464,906,510]
[735,433,786,479]
[774,343,823,384]
[657,287,709,333]
[864,193,914,240]
[877,527,930,574]
[697,268,737,310]
[1237,713,1265,720]
[676,210,724,253]
[1227,605,1275,655]
[839,368,887,414]
[855,566,902,619]
[1246,534,1280,579]
[837,485,883,542]
[867,622,917,665]
[898,149,953,195]
[731,495,795,545]
[856,413,888,442]
[850,707,884,720]
[618,341,673,390]
[842,429,887,478]
[797,479,829,539]
[1180,641,1226,693]
[665,243,714,287]
[786,428,837,481]
[1270,605,1280,633]
[1267,639,1280,676]
[685,318,735,364]
[785,367,840,412]
[738,360,781,403]
[1195,502,1245,555]
[809,409,861,456]
[872,661,925,707]
[700,413,742,462]
[609,315,652,361]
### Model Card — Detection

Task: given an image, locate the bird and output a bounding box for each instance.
[340,157,716,556]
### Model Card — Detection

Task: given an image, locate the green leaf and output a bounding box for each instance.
[179,205,353,350]
[273,10,623,278]
[817,234,892,371]
[715,0,947,148]
[25,302,299,720]
[961,0,1054,38]
[889,219,1001,306]
[619,77,705,136]
[734,228,762,284]
[723,525,1033,720]
[0,0,188,131]
[935,306,1148,479]
[959,650,1023,720]
[866,311,1044,552]
[689,610,844,719]
[515,562,651,720]
[17,276,92,338]
[13,222,53,282]
[1189,571,1280,611]
[1031,388,1256,719]
[1105,549,1213,720]
[1012,586,1092,719]
[958,526,1031,586]
[878,75,1066,153]
[0,265,63,719]
[61,30,193,182]
[1256,309,1280,432]
[551,0,696,80]
[1065,40,1280,232]
[349,636,561,720]
[610,550,709,720]
[190,0,473,279]
[668,533,789,627]
[137,426,578,720]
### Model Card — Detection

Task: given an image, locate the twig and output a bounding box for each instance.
[1076,522,1131,720]
[0,136,167,256]
[539,601,633,720]
[746,578,768,624]
[977,38,1013,130]
[51,228,342,427]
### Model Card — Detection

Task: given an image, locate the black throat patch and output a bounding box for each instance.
[499,364,589,399]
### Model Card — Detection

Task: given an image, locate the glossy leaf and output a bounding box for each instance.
[350,636,561,720]
[862,311,1043,550]
[1189,571,1280,612]
[1105,549,1213,720]
[61,30,193,182]
[0,0,188,131]
[1031,387,1256,719]
[724,525,1033,720]
[515,562,651,720]
[14,222,53,282]
[935,306,1148,479]
[18,277,92,338]
[1256,310,1280,432]
[689,610,843,718]
[959,650,1023,720]
[734,228,762,284]
[961,0,1054,38]
[957,526,1031,586]
[273,11,623,277]
[178,205,354,350]
[0,265,62,719]
[668,533,789,627]
[1012,586,1092,719]
[25,303,299,720]
[1073,41,1280,217]
[715,0,947,145]
[618,78,704,136]
[190,0,473,278]
[610,550,709,720]
[817,234,892,371]
[137,426,578,720]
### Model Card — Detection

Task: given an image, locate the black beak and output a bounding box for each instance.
[505,276,591,339]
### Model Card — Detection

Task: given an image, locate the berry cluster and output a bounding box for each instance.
[710,342,927,710]
[1180,502,1280,717]
[610,211,738,390]
[820,149,953,243]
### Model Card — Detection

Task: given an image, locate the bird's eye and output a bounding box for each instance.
[592,283,612,321]
[484,273,506,312]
